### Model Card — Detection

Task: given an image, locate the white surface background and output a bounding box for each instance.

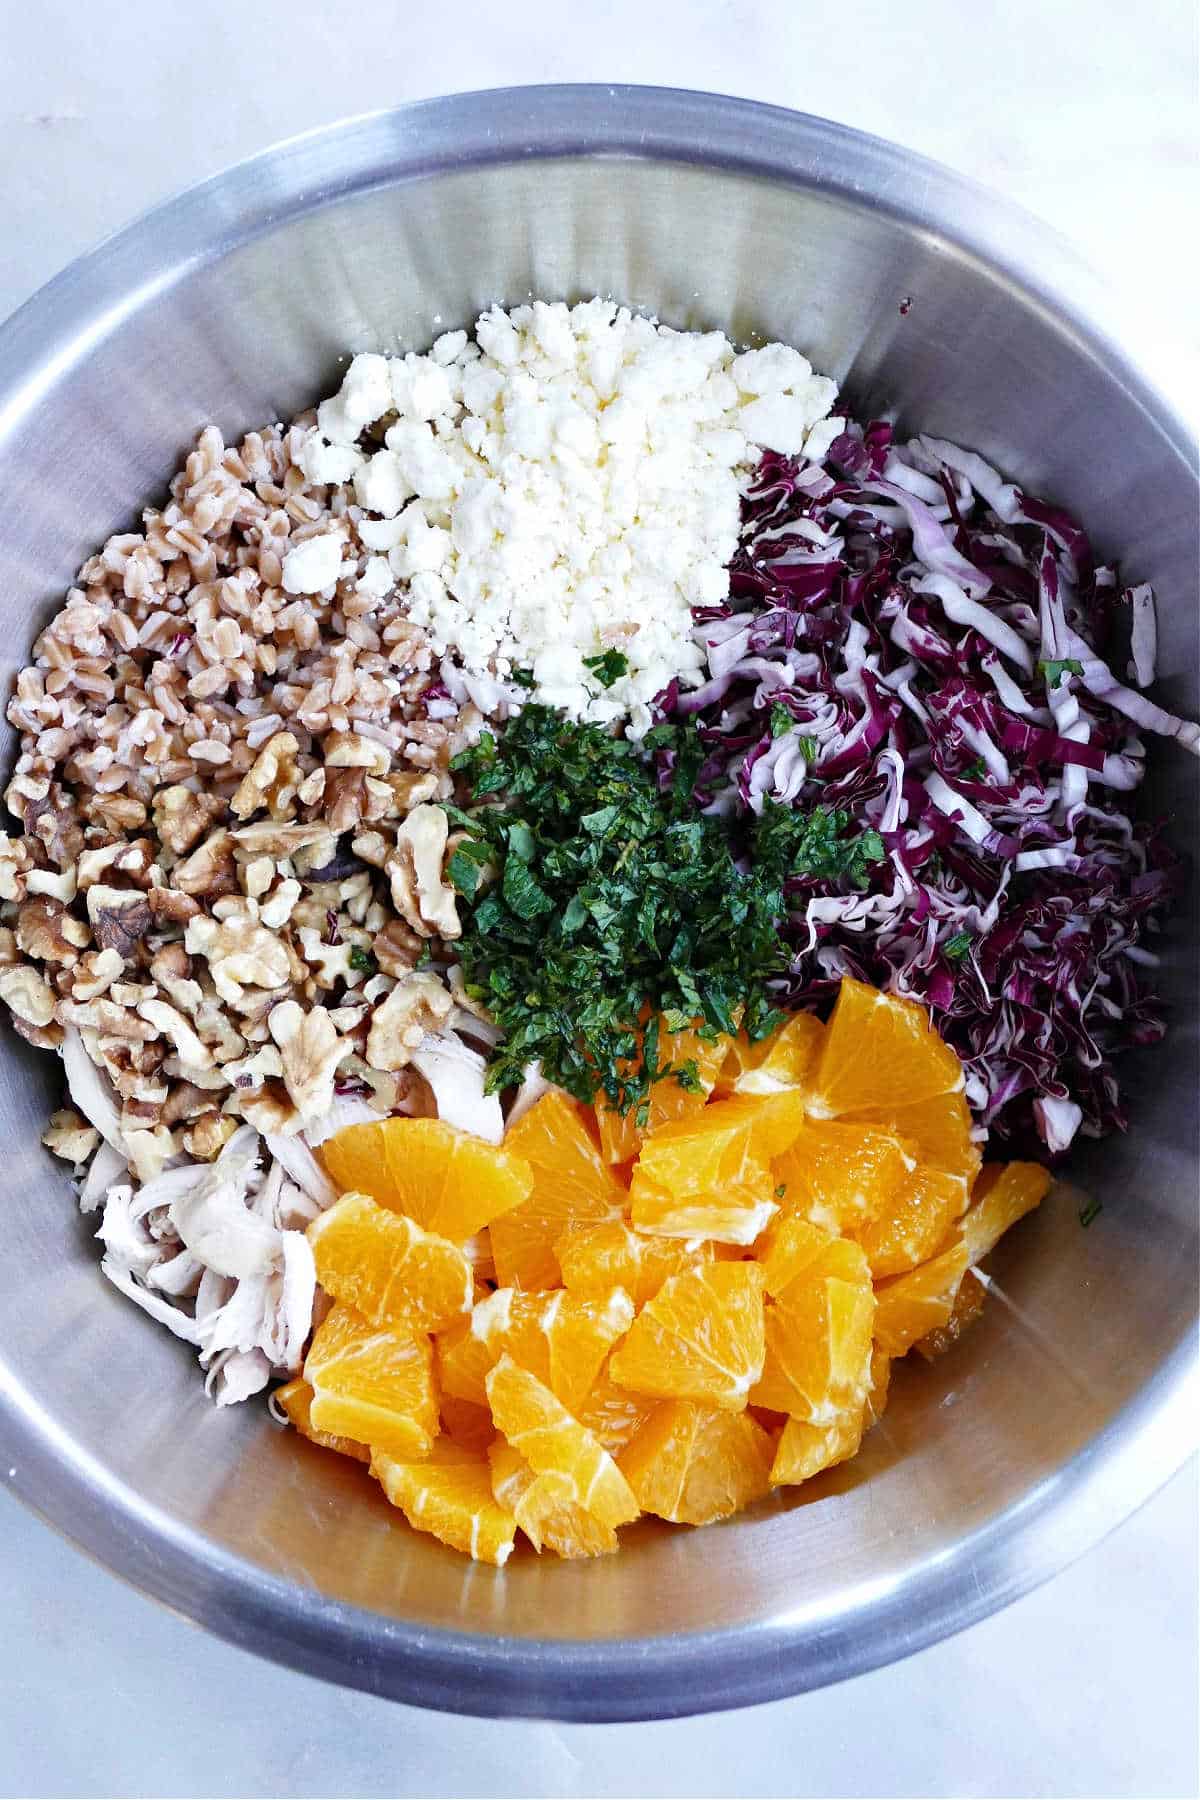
[0,2,1197,1795]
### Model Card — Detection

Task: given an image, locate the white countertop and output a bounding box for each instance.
[1,4,1197,1794]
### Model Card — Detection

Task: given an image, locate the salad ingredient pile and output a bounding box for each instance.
[282,979,1049,1562]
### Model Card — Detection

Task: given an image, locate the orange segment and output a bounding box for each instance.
[863,1345,891,1428]
[438,1285,634,1411]
[811,978,964,1117]
[308,1192,472,1331]
[491,1093,627,1289]
[914,1269,987,1362]
[488,1439,619,1557]
[772,1118,914,1233]
[873,1241,971,1356]
[715,1089,810,1161]
[714,1010,825,1098]
[372,1440,517,1566]
[440,1392,496,1454]
[574,1358,658,1453]
[757,1214,869,1300]
[752,1236,874,1425]
[274,1376,370,1463]
[321,1117,533,1242]
[486,1356,639,1530]
[304,1303,437,1459]
[634,1101,760,1194]
[608,1262,765,1411]
[770,1412,863,1485]
[841,1089,980,1181]
[618,1400,773,1524]
[555,1222,714,1307]
[852,1166,971,1278]
[959,1162,1051,1262]
[595,1019,731,1163]
[629,1162,778,1246]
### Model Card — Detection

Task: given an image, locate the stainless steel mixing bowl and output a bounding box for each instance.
[0,86,1196,1722]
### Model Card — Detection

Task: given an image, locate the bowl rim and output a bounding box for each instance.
[0,82,1196,1722]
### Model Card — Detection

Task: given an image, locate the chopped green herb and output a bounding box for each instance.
[944,930,973,961]
[774,1182,787,1200]
[797,736,819,765]
[348,945,376,974]
[769,702,794,739]
[962,756,989,781]
[448,705,887,1113]
[1037,657,1084,690]
[582,648,629,688]
[1079,1197,1102,1228]
[512,668,536,689]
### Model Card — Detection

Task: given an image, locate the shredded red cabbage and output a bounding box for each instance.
[662,423,1196,1156]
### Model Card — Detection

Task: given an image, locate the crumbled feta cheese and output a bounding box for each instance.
[280,533,345,595]
[305,305,839,731]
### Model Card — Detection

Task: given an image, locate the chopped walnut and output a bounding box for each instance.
[323,767,366,833]
[16,897,89,965]
[268,1000,346,1120]
[183,1112,238,1161]
[86,885,153,959]
[42,1107,100,1165]
[229,730,302,821]
[76,842,124,890]
[59,996,157,1041]
[185,902,292,1004]
[372,917,423,976]
[12,1015,65,1050]
[152,785,224,858]
[162,1081,220,1125]
[229,820,331,860]
[71,947,125,1002]
[0,926,16,965]
[385,804,461,940]
[365,970,453,1071]
[0,832,33,903]
[295,926,354,990]
[350,828,390,869]
[324,731,391,774]
[234,1080,297,1135]
[0,962,57,1028]
[137,997,215,1069]
[148,885,202,925]
[258,878,302,930]
[26,865,77,904]
[174,830,239,899]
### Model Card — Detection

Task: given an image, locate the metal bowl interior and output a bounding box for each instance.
[0,87,1195,1722]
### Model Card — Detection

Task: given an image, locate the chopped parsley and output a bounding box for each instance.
[348,945,376,974]
[448,706,885,1112]
[511,668,536,690]
[582,648,629,688]
[769,702,794,738]
[1037,657,1084,690]
[944,930,973,961]
[797,735,819,765]
[1078,1196,1102,1228]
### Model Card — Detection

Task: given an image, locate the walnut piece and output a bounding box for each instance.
[182,1112,238,1161]
[385,805,461,941]
[185,902,292,1003]
[137,997,215,1069]
[0,962,57,1028]
[174,830,239,898]
[229,731,302,821]
[324,731,391,774]
[16,897,89,965]
[41,1107,100,1165]
[86,884,153,959]
[365,971,453,1072]
[152,786,224,858]
[268,1000,346,1121]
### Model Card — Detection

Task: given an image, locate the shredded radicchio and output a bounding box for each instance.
[663,423,1197,1157]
